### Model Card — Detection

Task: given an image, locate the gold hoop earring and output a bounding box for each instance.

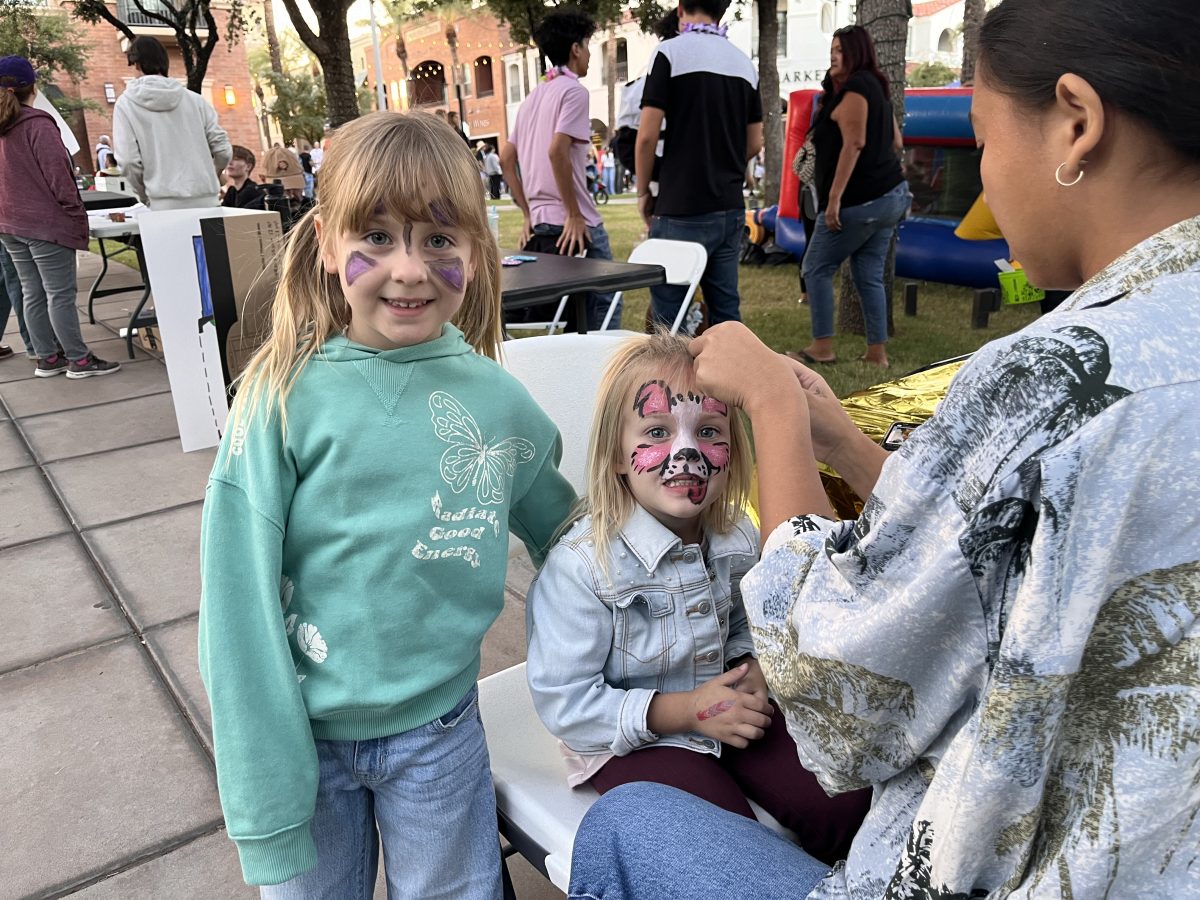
[1055,162,1085,187]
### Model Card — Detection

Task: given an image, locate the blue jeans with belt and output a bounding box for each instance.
[529,222,620,331]
[0,241,31,350]
[649,209,744,329]
[801,182,911,346]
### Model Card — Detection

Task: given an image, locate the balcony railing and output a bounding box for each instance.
[117,0,172,27]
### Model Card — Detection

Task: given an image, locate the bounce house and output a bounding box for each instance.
[755,87,1009,289]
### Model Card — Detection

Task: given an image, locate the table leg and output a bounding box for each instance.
[87,238,111,325]
[125,238,154,360]
[571,293,589,334]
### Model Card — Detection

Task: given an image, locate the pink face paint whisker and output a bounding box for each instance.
[428,259,465,292]
[344,251,377,286]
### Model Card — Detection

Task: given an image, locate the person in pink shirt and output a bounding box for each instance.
[500,9,620,330]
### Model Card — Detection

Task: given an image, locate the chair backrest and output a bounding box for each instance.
[500,332,638,494]
[627,238,707,288]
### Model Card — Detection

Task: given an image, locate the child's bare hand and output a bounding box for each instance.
[689,664,772,748]
[731,657,770,707]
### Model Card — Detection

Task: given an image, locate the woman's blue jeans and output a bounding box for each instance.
[801,183,911,346]
[567,783,832,900]
[0,240,30,350]
[260,686,502,900]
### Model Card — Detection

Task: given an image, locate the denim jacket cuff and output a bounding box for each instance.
[725,639,756,663]
[614,688,658,756]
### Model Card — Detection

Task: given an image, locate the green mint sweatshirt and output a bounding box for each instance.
[198,326,576,885]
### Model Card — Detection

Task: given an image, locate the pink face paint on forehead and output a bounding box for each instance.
[701,397,728,416]
[633,380,673,417]
[344,250,377,286]
[428,259,465,292]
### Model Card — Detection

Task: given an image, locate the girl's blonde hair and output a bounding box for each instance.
[580,331,752,567]
[229,111,503,437]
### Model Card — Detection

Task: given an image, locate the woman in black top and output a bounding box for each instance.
[793,25,909,368]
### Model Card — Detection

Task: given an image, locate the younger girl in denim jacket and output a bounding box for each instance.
[526,332,868,863]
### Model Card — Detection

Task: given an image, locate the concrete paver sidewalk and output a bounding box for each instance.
[1,252,563,899]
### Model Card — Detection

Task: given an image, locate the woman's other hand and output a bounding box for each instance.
[825,196,842,231]
[781,355,859,464]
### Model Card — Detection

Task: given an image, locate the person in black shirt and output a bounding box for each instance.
[221,145,265,210]
[794,25,910,368]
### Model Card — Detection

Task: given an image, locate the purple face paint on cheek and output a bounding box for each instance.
[428,259,465,292]
[344,251,377,286]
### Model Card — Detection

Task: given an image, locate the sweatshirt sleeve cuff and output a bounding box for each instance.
[614,688,658,756]
[235,823,317,886]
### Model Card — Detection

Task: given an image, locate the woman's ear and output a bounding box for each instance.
[1052,73,1106,178]
[314,214,339,275]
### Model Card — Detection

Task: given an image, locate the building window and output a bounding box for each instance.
[907,24,914,57]
[749,8,789,58]
[507,63,521,103]
[820,2,834,34]
[777,11,788,57]
[474,56,494,97]
[615,38,628,82]
[938,28,955,53]
[410,60,447,107]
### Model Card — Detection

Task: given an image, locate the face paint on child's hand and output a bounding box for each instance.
[697,699,735,721]
[345,251,377,286]
[428,259,465,292]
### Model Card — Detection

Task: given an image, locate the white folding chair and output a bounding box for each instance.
[490,333,795,890]
[601,238,708,334]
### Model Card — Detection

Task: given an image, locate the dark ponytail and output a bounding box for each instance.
[978,0,1200,163]
[0,85,33,132]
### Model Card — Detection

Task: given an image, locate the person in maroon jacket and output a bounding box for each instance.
[0,56,119,378]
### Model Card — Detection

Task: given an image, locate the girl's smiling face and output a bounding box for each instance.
[319,208,475,350]
[616,378,731,542]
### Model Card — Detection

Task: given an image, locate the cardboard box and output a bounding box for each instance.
[137,324,163,353]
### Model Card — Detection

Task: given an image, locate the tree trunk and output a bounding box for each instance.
[280,0,359,128]
[605,26,617,144]
[757,0,783,207]
[263,0,283,74]
[837,0,911,339]
[960,0,986,85]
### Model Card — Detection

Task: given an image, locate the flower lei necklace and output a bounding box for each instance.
[682,22,728,37]
[542,65,580,82]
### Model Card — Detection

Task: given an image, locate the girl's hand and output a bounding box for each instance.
[690,323,802,418]
[689,665,772,748]
[730,656,770,707]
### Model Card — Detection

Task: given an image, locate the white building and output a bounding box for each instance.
[906,0,966,68]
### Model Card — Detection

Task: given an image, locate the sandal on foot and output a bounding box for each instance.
[787,349,837,365]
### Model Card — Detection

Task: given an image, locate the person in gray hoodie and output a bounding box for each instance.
[112,37,231,210]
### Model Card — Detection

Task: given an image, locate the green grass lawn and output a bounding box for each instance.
[496,202,1039,399]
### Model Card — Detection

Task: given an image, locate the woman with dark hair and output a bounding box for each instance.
[565,1,1200,897]
[793,24,907,368]
[0,56,120,377]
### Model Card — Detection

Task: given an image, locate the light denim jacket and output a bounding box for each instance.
[526,504,759,762]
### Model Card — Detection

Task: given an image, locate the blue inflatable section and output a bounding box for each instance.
[768,211,1009,290]
[902,91,976,145]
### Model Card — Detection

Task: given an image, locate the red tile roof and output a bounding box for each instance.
[913,0,961,17]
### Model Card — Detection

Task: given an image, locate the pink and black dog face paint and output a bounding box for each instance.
[629,380,731,505]
[344,250,377,286]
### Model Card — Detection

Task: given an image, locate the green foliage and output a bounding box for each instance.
[909,61,958,88]
[0,0,90,83]
[263,69,328,144]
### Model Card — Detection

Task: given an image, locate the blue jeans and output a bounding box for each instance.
[0,241,30,349]
[567,783,832,899]
[801,182,911,346]
[0,234,88,359]
[649,209,744,328]
[260,686,502,900]
[529,222,621,331]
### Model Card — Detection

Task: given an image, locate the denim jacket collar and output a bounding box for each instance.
[617,504,757,574]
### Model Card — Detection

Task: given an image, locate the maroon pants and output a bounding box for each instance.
[589,702,870,864]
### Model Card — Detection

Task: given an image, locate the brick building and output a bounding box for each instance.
[350,11,520,151]
[46,0,260,173]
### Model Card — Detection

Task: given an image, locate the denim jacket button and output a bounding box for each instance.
[683,550,698,564]
[696,601,711,616]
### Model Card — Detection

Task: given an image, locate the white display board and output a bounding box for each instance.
[138,207,282,452]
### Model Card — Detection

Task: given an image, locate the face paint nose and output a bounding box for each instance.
[674,448,702,464]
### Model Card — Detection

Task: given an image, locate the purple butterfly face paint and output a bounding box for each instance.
[428,259,465,292]
[344,250,377,286]
[620,378,733,538]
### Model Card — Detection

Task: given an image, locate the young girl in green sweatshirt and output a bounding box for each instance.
[198,111,575,896]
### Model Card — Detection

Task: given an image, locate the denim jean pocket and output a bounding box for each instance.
[429,685,480,734]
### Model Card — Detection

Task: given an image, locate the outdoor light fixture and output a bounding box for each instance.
[104,83,116,103]
[224,85,236,105]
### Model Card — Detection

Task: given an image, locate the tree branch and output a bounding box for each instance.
[79,1,138,43]
[279,0,325,56]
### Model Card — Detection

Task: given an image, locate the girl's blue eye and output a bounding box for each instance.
[699,426,720,439]
[365,231,390,246]
[647,426,668,439]
[427,234,452,250]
